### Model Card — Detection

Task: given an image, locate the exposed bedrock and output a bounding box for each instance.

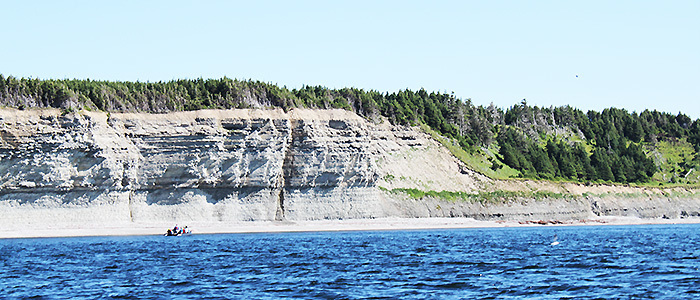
[0,109,388,226]
[1,108,699,228]
[381,194,700,221]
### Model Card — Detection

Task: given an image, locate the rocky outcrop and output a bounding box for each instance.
[1,108,699,229]
[0,109,392,226]
[380,193,700,222]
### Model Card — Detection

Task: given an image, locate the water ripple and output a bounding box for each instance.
[2,224,700,298]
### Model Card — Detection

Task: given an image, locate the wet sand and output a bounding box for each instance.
[2,216,700,239]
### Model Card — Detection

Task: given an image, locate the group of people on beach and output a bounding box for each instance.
[165,225,191,236]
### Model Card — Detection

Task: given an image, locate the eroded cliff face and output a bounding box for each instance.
[1,108,699,229]
[0,109,408,227]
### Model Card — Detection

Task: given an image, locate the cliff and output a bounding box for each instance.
[4,76,700,186]
[1,108,699,230]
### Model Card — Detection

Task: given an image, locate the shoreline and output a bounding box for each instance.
[2,217,700,239]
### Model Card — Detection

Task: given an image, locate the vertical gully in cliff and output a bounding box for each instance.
[276,119,296,221]
[128,191,135,222]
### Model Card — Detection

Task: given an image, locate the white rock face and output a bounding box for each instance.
[0,108,393,226]
[1,108,699,229]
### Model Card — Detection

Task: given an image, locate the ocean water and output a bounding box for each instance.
[1,224,700,299]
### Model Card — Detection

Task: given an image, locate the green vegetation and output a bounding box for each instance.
[498,106,659,183]
[2,74,700,185]
[382,174,396,182]
[420,123,519,179]
[391,188,700,203]
[650,138,700,184]
[389,188,575,202]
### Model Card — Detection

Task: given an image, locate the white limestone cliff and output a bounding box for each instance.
[0,108,699,230]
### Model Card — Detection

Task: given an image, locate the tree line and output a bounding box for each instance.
[2,74,699,184]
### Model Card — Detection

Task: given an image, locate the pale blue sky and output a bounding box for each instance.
[2,1,698,117]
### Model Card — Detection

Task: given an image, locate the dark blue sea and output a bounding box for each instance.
[2,224,700,299]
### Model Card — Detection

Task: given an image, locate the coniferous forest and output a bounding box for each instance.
[2,74,700,185]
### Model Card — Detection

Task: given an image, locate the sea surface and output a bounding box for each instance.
[1,224,700,299]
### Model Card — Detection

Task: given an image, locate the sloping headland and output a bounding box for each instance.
[1,108,699,238]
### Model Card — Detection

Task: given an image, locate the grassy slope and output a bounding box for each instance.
[419,123,520,180]
[646,138,700,185]
[389,123,700,203]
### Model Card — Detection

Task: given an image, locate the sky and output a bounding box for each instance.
[2,0,699,117]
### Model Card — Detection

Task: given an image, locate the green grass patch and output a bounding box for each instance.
[646,138,700,184]
[419,123,519,179]
[581,192,651,199]
[389,188,575,202]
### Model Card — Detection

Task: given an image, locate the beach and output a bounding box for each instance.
[2,216,700,239]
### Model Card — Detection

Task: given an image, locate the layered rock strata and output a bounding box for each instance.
[0,108,699,229]
[0,109,393,227]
